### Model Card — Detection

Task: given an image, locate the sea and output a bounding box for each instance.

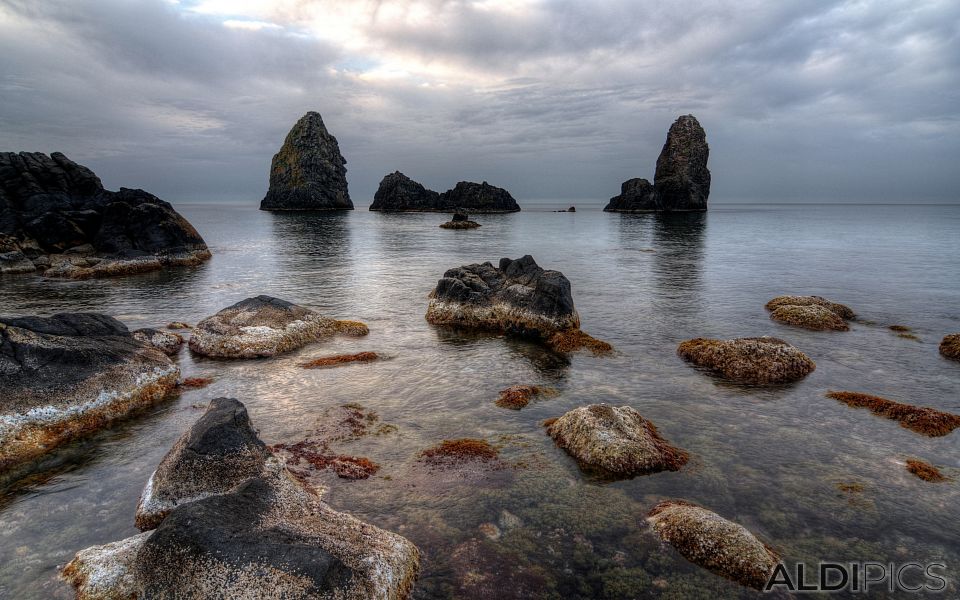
[1,201,958,599]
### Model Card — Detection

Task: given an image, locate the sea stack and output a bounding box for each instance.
[370,173,520,212]
[0,152,210,278]
[604,115,710,212]
[260,112,353,211]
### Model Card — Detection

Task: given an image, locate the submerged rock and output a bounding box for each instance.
[826,391,960,437]
[440,211,481,229]
[370,171,441,211]
[495,385,556,410]
[0,313,178,474]
[260,111,353,211]
[765,295,854,331]
[426,255,609,353]
[301,351,380,369]
[370,173,520,213]
[132,328,184,355]
[677,336,815,384]
[0,152,210,278]
[940,334,960,361]
[546,404,688,478]
[188,295,367,358]
[66,397,420,599]
[604,115,710,212]
[647,500,779,590]
[905,459,946,482]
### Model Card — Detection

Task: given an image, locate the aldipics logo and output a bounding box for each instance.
[764,562,948,593]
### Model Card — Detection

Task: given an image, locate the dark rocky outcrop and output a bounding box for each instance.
[546,404,688,478]
[370,171,440,211]
[260,112,353,211]
[440,211,480,229]
[65,397,420,599]
[188,295,368,359]
[604,115,710,212]
[677,336,815,384]
[370,173,520,213]
[426,256,610,353]
[647,500,780,590]
[0,152,210,278]
[0,313,179,474]
[439,181,520,213]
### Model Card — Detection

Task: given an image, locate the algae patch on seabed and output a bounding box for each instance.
[826,391,960,437]
[495,385,558,410]
[906,459,947,482]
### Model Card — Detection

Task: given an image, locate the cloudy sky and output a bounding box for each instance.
[1,0,958,204]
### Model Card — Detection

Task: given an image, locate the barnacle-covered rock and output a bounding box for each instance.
[677,336,815,384]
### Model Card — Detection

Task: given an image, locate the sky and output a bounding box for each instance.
[1,0,958,205]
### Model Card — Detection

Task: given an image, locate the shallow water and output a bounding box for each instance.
[1,202,958,599]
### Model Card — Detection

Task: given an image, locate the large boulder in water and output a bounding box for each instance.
[370,173,520,213]
[604,115,710,212]
[0,313,179,475]
[64,398,421,599]
[677,336,815,384]
[0,151,210,278]
[647,500,780,590]
[426,256,610,354]
[370,171,441,211]
[188,295,368,359]
[260,112,353,211]
[546,404,688,478]
[941,334,960,362]
[438,181,520,213]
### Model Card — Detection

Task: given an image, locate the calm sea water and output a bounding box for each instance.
[0,202,958,599]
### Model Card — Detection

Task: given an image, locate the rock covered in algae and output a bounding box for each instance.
[906,459,947,482]
[426,255,610,353]
[940,334,960,361]
[0,151,211,278]
[647,500,780,590]
[546,404,688,478]
[132,328,184,355]
[188,295,367,358]
[765,295,854,331]
[259,111,353,211]
[495,385,556,410]
[677,336,815,384]
[826,391,960,437]
[65,397,420,600]
[0,313,179,475]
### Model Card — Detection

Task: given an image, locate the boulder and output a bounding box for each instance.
[132,328,184,355]
[603,115,710,212]
[369,174,520,213]
[647,500,779,590]
[0,313,179,474]
[65,398,420,600]
[765,295,854,331]
[188,295,367,359]
[677,336,815,384]
[438,181,520,213]
[940,334,960,361]
[260,112,353,211]
[546,404,688,477]
[0,152,210,278]
[440,211,480,229]
[370,171,441,211]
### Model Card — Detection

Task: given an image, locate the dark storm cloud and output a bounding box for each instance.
[1,0,957,203]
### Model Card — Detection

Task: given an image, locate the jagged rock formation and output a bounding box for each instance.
[426,255,609,353]
[604,115,710,212]
[677,336,815,384]
[189,295,368,359]
[0,313,179,474]
[64,398,420,599]
[260,112,353,211]
[546,404,688,478]
[370,173,520,212]
[647,500,780,590]
[370,171,440,211]
[0,152,210,277]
